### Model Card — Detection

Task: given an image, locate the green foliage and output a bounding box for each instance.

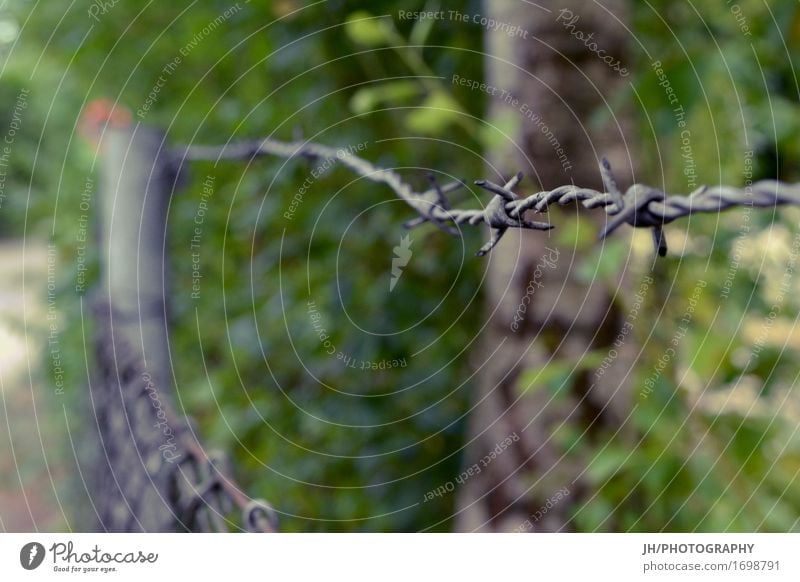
[559,1,800,531]
[8,0,800,533]
[8,0,486,531]
[345,12,393,47]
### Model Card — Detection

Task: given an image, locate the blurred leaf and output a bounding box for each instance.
[479,109,517,152]
[519,350,605,395]
[409,11,436,47]
[405,91,462,134]
[345,12,391,47]
[350,80,423,114]
[576,239,628,284]
[585,445,629,484]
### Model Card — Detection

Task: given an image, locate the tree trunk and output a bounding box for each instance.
[456,0,635,532]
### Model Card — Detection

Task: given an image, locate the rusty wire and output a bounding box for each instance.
[179,137,799,257]
[90,297,279,533]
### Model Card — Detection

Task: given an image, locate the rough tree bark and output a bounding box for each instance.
[456,0,635,532]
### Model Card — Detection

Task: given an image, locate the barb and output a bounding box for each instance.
[180,138,800,257]
[178,137,551,256]
[508,159,800,256]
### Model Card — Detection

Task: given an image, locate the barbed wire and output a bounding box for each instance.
[179,137,799,257]
[91,297,279,532]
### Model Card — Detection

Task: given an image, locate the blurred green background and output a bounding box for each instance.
[2,0,800,532]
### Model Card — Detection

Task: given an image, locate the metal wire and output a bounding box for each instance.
[506,159,800,256]
[91,297,278,533]
[179,138,798,257]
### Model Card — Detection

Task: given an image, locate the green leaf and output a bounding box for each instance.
[404,91,462,134]
[350,81,423,114]
[573,498,615,532]
[518,350,605,395]
[409,12,435,47]
[576,239,628,283]
[585,445,630,484]
[519,359,573,395]
[479,110,517,152]
[345,12,390,47]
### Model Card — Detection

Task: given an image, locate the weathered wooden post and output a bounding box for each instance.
[88,120,277,532]
[91,124,179,531]
[99,125,172,384]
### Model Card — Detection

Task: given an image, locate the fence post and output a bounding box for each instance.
[99,124,171,383]
[89,124,277,532]
[91,124,178,531]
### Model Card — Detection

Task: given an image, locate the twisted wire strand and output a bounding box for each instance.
[180,137,799,257]
[92,297,278,532]
[510,180,800,222]
[507,177,800,255]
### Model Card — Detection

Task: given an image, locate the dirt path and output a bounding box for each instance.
[0,240,65,531]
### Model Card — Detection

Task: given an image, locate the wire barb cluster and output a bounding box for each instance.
[180,137,800,257]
